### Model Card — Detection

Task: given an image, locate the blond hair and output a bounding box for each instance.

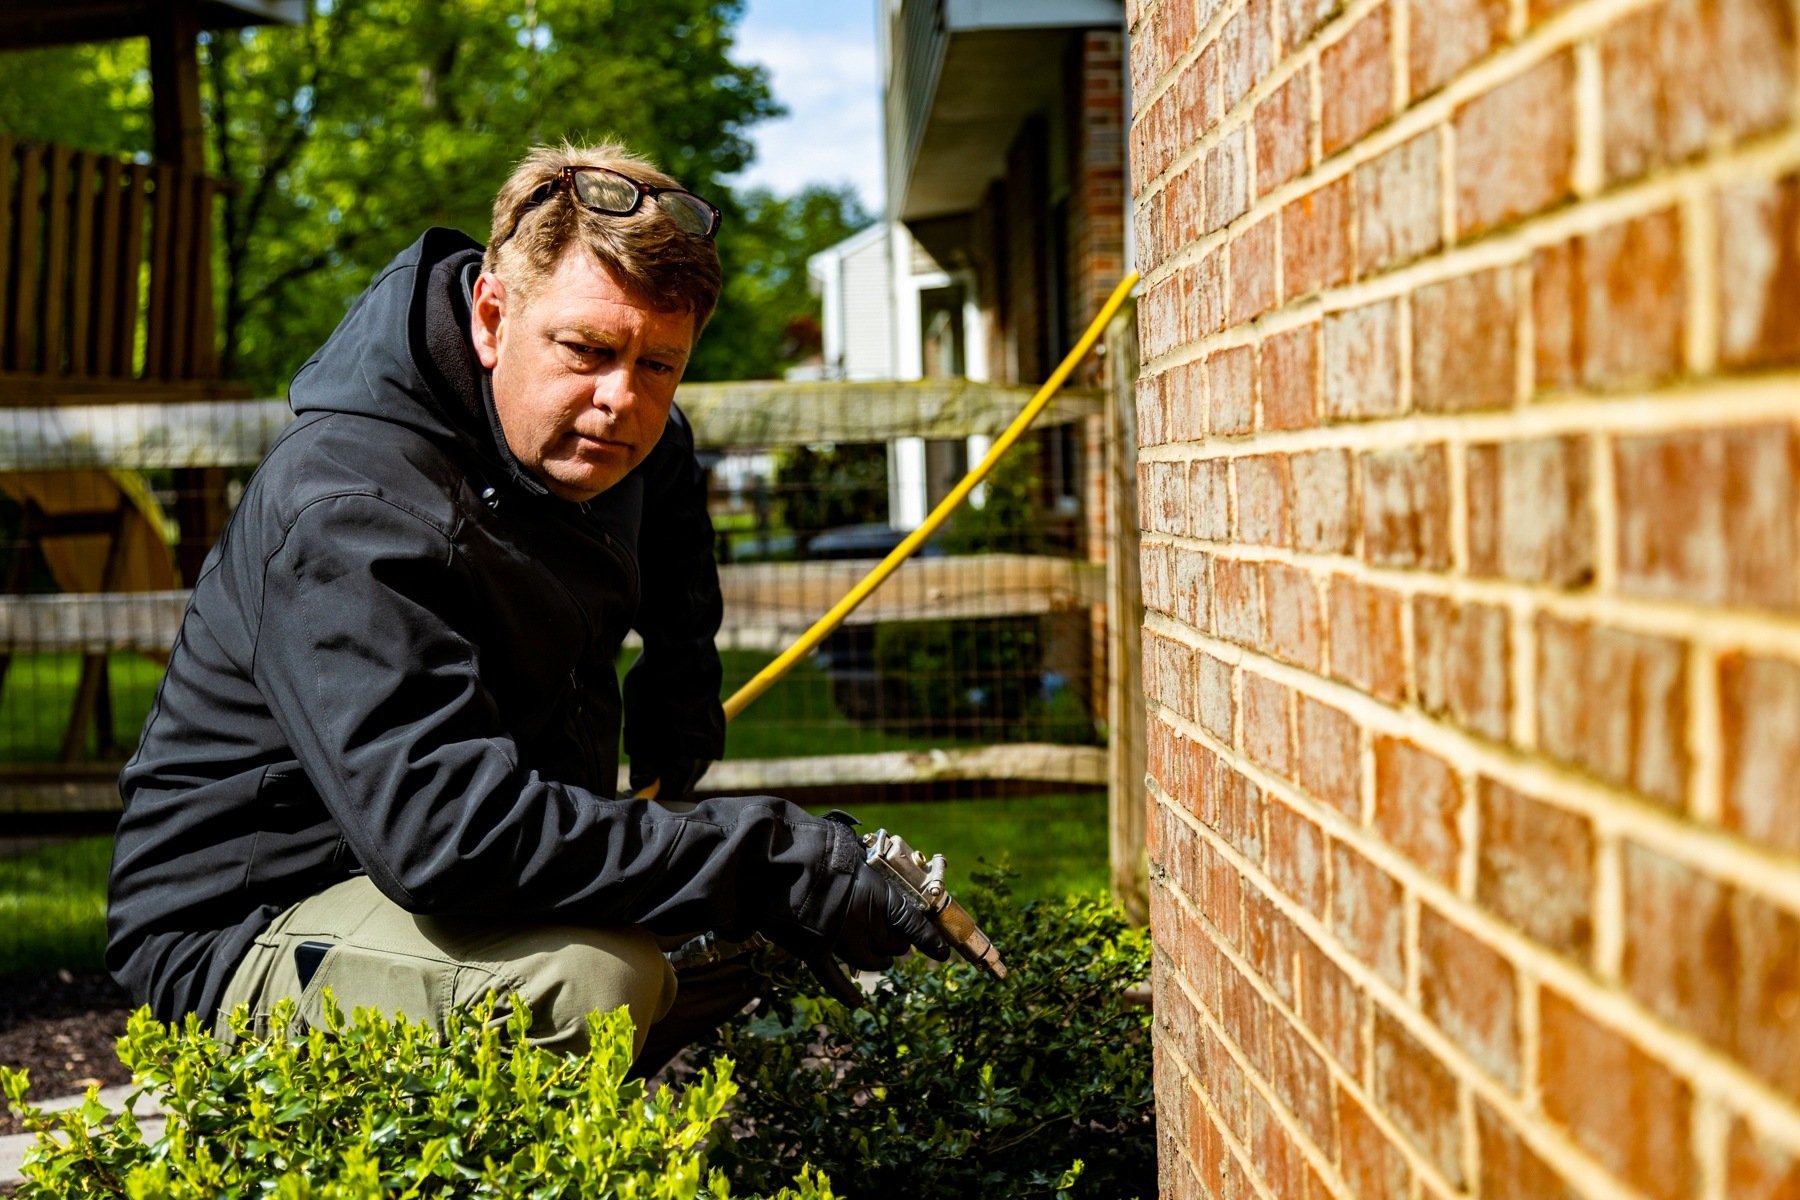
[484,141,722,327]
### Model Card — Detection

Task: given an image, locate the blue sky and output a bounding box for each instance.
[729,0,884,213]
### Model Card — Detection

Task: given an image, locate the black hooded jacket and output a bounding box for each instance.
[107,229,864,1021]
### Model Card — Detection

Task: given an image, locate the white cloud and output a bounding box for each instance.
[730,20,884,213]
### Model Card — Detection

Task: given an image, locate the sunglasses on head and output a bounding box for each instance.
[511,165,721,242]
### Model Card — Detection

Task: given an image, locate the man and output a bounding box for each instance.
[106,142,948,1072]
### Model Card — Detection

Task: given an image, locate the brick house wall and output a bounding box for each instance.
[1128,0,1800,1196]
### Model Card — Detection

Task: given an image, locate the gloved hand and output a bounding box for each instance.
[630,756,712,800]
[781,861,954,1007]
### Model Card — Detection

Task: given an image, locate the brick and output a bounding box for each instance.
[1267,798,1327,917]
[1210,344,1257,436]
[1235,454,1291,547]
[1205,839,1247,948]
[1178,41,1223,148]
[1413,595,1510,741]
[1411,267,1518,413]
[1282,176,1354,300]
[1454,50,1576,236]
[1336,1085,1413,1197]
[1372,1007,1465,1186]
[1216,760,1268,864]
[1297,934,1361,1070]
[1321,5,1393,157]
[1297,696,1362,819]
[1136,371,1166,446]
[1601,0,1794,185]
[1201,1025,1251,1137]
[1156,0,1199,83]
[1248,1089,1312,1198]
[1242,886,1298,1004]
[1622,842,1800,1096]
[1475,1100,1581,1200]
[1281,0,1347,55]
[1190,457,1232,541]
[1728,1119,1800,1200]
[1164,159,1206,250]
[1723,653,1800,857]
[1213,555,1266,647]
[1536,616,1690,807]
[1173,547,1214,630]
[1220,0,1275,115]
[1614,425,1798,610]
[1409,0,1510,97]
[1166,358,1206,442]
[1154,633,1199,718]
[1466,436,1594,586]
[1419,905,1519,1089]
[1229,217,1278,325]
[1260,323,1319,432]
[1332,840,1406,988]
[1270,1012,1337,1150]
[1539,988,1697,1200]
[1183,250,1228,341]
[1360,445,1451,569]
[1290,447,1354,554]
[1221,952,1275,1077]
[1532,209,1685,392]
[1141,540,1173,616]
[1197,649,1235,742]
[1205,125,1251,235]
[1719,174,1800,369]
[1328,575,1407,703]
[1373,736,1463,884]
[1323,299,1401,420]
[1141,275,1181,358]
[1264,560,1323,669]
[1355,130,1442,276]
[1243,672,1294,776]
[1255,68,1312,197]
[1141,459,1188,535]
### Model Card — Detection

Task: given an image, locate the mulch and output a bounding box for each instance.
[0,970,134,1138]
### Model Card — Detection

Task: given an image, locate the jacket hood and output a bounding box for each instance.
[287,227,542,493]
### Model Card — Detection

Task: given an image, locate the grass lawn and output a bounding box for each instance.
[0,654,165,763]
[0,836,112,974]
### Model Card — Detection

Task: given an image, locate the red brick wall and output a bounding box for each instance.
[1129,0,1800,1196]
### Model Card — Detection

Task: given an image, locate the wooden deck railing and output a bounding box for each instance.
[0,138,220,390]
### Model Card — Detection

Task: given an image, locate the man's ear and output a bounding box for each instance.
[470,271,507,370]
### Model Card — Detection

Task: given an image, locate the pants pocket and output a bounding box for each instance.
[297,942,468,1034]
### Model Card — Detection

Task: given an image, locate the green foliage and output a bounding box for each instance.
[689,185,873,382]
[0,995,833,1199]
[770,443,889,542]
[693,873,1155,1199]
[0,0,857,394]
[870,452,1095,740]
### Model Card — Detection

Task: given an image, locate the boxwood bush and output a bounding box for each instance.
[1,995,831,1199]
[690,871,1155,1199]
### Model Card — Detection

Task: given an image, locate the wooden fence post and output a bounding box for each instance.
[1104,297,1146,925]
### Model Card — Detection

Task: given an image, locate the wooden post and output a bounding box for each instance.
[1104,296,1146,925]
[149,0,205,173]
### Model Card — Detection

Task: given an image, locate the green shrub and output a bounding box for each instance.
[1,995,832,1200]
[691,872,1155,1199]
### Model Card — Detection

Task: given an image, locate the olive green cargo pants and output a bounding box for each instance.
[217,876,728,1073]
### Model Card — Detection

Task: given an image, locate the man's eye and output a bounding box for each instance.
[644,360,675,375]
[563,342,599,356]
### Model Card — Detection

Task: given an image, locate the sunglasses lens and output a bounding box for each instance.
[572,170,641,214]
[656,192,716,237]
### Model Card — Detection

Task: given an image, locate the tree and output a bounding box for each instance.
[689,183,872,381]
[197,0,780,391]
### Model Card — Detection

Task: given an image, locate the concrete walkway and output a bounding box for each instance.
[1,1085,165,1185]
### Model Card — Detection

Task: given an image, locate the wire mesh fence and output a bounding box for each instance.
[0,378,1119,974]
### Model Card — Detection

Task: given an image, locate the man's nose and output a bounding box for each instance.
[590,366,637,416]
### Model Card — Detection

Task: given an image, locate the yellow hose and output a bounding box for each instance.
[637,270,1139,800]
[722,270,1140,722]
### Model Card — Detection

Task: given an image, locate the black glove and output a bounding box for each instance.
[784,862,955,1007]
[630,756,711,799]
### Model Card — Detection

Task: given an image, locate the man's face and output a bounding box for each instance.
[471,246,696,503]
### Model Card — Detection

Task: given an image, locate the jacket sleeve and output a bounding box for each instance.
[622,403,727,776]
[251,490,854,942]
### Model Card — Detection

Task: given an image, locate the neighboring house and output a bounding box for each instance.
[806,221,896,382]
